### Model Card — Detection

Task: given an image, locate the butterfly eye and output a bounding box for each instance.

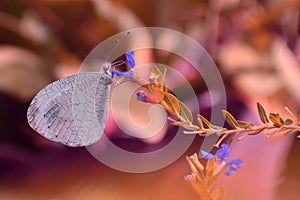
[103,62,110,71]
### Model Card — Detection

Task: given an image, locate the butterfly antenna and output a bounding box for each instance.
[104,31,130,67]
[111,60,126,69]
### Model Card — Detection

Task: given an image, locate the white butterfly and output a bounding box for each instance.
[27,63,113,147]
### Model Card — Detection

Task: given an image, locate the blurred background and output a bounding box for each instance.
[0,0,299,199]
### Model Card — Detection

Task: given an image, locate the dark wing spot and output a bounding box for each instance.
[44,104,61,128]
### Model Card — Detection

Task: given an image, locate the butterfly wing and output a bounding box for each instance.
[27,72,113,147]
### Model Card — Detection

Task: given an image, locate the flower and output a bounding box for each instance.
[184,174,195,181]
[199,150,213,160]
[216,144,230,162]
[111,70,124,77]
[136,90,147,102]
[112,51,135,77]
[136,90,161,104]
[125,51,135,68]
[199,143,243,176]
[224,158,243,176]
[200,144,230,162]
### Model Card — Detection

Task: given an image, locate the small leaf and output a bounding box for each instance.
[150,66,163,81]
[284,129,296,135]
[197,115,204,130]
[179,101,193,123]
[199,115,213,128]
[167,117,176,123]
[186,156,200,173]
[222,110,239,128]
[237,120,248,128]
[269,113,283,127]
[284,119,293,125]
[161,68,167,93]
[207,164,229,188]
[266,130,277,137]
[171,121,183,126]
[228,135,236,146]
[248,127,267,135]
[257,102,269,124]
[181,123,196,131]
[269,113,277,123]
[189,153,205,172]
[206,156,217,178]
[210,186,225,200]
[280,117,285,124]
[151,84,165,99]
[163,93,180,115]
[150,66,167,91]
[237,120,254,129]
[194,173,205,187]
[187,180,214,200]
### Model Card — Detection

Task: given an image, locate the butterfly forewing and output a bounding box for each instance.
[27,72,113,147]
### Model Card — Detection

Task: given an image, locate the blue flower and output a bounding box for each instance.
[112,70,133,79]
[216,144,230,162]
[200,144,231,162]
[199,143,243,176]
[112,51,135,78]
[224,158,243,176]
[136,90,147,102]
[199,150,214,160]
[111,70,124,77]
[126,51,135,68]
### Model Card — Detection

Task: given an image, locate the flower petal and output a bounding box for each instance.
[216,144,230,162]
[184,174,195,181]
[126,51,135,68]
[224,158,243,176]
[199,150,214,160]
[136,90,161,104]
[112,70,124,77]
[112,70,133,78]
[136,90,147,102]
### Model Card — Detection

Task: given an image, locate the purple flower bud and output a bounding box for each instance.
[136,90,161,104]
[184,174,194,181]
[112,70,124,77]
[224,158,243,176]
[112,70,133,79]
[136,90,147,102]
[216,144,230,162]
[125,51,135,68]
[199,150,214,160]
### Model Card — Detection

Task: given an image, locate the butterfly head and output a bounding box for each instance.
[101,62,113,85]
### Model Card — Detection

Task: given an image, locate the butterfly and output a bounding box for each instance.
[27,51,135,147]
